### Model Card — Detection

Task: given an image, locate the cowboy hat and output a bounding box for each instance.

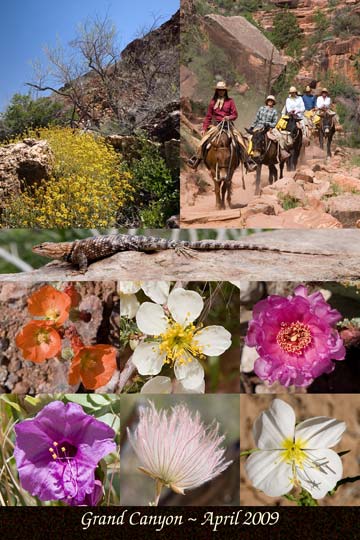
[214,81,228,90]
[321,87,329,93]
[305,85,311,92]
[289,86,297,93]
[265,95,276,104]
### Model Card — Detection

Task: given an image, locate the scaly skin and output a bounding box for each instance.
[32,233,333,272]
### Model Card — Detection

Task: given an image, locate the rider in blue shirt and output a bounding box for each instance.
[302,86,317,111]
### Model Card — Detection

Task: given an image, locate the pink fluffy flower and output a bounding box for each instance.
[245,285,345,387]
[127,401,231,502]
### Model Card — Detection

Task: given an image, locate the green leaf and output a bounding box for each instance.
[97,413,120,433]
[0,395,21,412]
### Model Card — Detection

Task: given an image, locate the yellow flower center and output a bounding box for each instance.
[45,308,60,321]
[277,321,312,355]
[36,328,51,345]
[157,322,205,365]
[281,437,307,468]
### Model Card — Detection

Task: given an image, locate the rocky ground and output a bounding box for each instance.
[181,134,360,228]
[0,281,119,394]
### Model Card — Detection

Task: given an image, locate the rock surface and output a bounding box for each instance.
[0,139,53,209]
[204,14,286,90]
[1,230,359,282]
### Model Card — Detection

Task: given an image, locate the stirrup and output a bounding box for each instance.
[246,159,257,172]
[187,156,201,169]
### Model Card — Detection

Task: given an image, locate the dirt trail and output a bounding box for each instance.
[181,139,346,228]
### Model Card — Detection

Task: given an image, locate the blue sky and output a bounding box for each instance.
[0,0,179,111]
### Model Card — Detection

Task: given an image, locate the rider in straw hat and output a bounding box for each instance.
[285,86,305,118]
[316,88,331,111]
[249,95,278,131]
[302,85,316,111]
[188,81,254,170]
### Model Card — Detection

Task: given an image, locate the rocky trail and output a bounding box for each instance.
[181,137,360,229]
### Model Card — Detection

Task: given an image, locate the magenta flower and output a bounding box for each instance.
[14,401,116,505]
[245,285,345,387]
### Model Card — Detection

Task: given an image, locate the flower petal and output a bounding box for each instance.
[173,379,205,394]
[245,450,293,497]
[140,376,172,394]
[120,293,140,319]
[132,341,165,375]
[118,281,141,294]
[295,417,346,449]
[167,288,203,325]
[253,399,296,449]
[195,325,232,356]
[297,448,343,499]
[136,302,168,335]
[141,282,170,304]
[174,357,204,390]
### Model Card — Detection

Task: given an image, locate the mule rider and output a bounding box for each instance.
[302,86,316,111]
[248,95,290,160]
[285,86,305,120]
[188,81,254,170]
[316,87,338,129]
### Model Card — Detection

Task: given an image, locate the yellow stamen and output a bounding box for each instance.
[281,438,307,468]
[51,454,57,460]
[156,322,205,366]
[53,441,58,446]
[61,447,66,453]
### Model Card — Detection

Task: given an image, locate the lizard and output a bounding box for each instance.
[32,233,334,273]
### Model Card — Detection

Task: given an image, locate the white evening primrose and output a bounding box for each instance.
[245,399,346,499]
[140,375,205,394]
[118,281,170,318]
[132,287,231,391]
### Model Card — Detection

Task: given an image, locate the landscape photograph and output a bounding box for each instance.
[181,0,360,228]
[0,0,180,229]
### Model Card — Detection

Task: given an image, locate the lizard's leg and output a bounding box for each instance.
[72,251,89,273]
[174,245,198,258]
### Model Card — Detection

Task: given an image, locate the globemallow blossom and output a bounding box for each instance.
[245,285,345,387]
[132,288,232,391]
[245,399,346,499]
[127,401,232,505]
[14,401,116,505]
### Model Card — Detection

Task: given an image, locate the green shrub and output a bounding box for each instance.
[321,71,358,99]
[333,7,360,37]
[269,10,303,50]
[2,93,64,139]
[118,135,179,228]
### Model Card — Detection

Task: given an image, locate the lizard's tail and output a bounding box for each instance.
[183,240,240,250]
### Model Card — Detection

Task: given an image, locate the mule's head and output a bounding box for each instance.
[286,115,300,137]
[251,127,267,160]
[321,111,333,135]
[208,132,233,182]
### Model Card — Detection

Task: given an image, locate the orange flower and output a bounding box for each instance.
[28,285,71,325]
[68,345,117,390]
[63,284,82,308]
[15,321,62,363]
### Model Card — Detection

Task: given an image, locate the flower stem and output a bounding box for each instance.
[153,479,164,507]
[240,449,259,457]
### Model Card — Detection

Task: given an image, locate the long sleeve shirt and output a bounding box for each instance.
[285,95,305,118]
[316,96,332,109]
[202,98,238,131]
[302,94,317,111]
[251,105,278,129]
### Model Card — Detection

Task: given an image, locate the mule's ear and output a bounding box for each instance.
[245,127,253,134]
[264,123,270,132]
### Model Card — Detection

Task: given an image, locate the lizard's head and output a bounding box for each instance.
[32,241,73,261]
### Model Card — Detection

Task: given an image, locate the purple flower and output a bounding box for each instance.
[14,401,116,505]
[245,285,345,387]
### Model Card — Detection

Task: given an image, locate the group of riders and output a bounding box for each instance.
[188,80,338,171]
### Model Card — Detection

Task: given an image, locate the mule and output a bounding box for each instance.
[249,126,285,196]
[318,111,335,158]
[204,125,245,210]
[285,114,303,171]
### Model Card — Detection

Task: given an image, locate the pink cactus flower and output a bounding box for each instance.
[127,401,232,503]
[245,285,345,387]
